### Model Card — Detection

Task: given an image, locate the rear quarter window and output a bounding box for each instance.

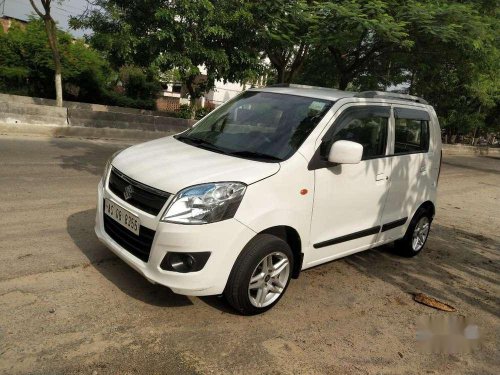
[394,118,430,154]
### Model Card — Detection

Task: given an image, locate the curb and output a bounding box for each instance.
[0,122,176,141]
[442,144,500,156]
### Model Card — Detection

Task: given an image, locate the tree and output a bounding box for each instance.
[69,0,498,134]
[73,0,262,114]
[0,19,154,107]
[252,0,313,84]
[310,0,411,90]
[118,65,161,101]
[295,0,498,138]
[29,0,63,106]
[399,0,499,139]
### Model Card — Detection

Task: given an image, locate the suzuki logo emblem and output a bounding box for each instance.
[124,185,134,200]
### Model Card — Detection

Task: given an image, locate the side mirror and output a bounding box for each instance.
[328,140,363,164]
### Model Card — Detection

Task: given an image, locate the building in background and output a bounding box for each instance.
[1,15,27,32]
[157,66,266,112]
[203,80,254,108]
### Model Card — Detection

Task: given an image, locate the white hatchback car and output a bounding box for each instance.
[95,85,442,315]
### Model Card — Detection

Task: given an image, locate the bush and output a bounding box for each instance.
[119,65,161,101]
[0,19,159,110]
[195,106,212,119]
[102,90,156,110]
[169,104,214,119]
[176,104,194,119]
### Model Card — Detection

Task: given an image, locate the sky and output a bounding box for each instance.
[1,0,91,37]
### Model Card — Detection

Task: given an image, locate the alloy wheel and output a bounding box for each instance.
[248,252,290,308]
[412,216,430,251]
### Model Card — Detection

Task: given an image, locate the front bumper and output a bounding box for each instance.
[94,180,256,296]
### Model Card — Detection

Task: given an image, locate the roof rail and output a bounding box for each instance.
[354,91,428,105]
[266,83,342,91]
[266,83,291,88]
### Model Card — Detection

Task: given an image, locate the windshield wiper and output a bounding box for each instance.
[177,135,227,154]
[177,136,281,161]
[227,150,282,162]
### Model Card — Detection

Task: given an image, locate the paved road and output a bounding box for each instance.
[0,135,498,374]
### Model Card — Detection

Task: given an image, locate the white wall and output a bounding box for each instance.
[204,80,252,106]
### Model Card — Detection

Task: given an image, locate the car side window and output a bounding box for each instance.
[331,116,388,160]
[394,118,429,154]
[309,106,391,170]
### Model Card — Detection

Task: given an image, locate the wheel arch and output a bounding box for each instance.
[418,200,436,218]
[259,226,303,279]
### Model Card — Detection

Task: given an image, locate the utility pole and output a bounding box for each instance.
[1,0,6,16]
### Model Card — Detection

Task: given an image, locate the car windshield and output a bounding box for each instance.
[176,91,333,162]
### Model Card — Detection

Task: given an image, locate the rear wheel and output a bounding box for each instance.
[224,234,293,315]
[395,207,432,257]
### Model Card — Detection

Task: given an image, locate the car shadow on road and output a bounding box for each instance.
[67,208,193,308]
[50,137,127,176]
[344,223,499,318]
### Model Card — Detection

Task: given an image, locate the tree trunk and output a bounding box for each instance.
[285,43,309,83]
[338,74,350,91]
[409,69,417,95]
[54,70,62,107]
[472,105,482,145]
[30,0,63,106]
[44,17,63,106]
[185,79,197,119]
[276,66,286,84]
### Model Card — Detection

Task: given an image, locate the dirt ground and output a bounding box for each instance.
[0,135,498,375]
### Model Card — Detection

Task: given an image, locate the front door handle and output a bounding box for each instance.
[376,173,388,181]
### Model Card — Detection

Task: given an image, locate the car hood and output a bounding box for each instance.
[111,136,280,194]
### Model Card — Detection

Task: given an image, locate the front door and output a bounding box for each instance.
[307,104,392,267]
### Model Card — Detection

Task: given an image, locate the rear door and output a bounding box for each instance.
[307,104,392,266]
[378,106,432,242]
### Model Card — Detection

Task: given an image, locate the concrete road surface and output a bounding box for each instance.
[0,135,499,374]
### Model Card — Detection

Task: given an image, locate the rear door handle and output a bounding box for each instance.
[420,164,427,173]
[376,173,388,181]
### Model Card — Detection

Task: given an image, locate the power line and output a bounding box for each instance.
[58,1,86,12]
[9,0,86,17]
[54,6,72,14]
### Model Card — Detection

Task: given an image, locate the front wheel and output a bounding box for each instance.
[395,207,433,257]
[224,234,293,315]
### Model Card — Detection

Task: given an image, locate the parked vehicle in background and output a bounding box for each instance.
[95,84,442,315]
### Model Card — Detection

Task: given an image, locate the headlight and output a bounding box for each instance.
[102,149,124,179]
[162,182,246,224]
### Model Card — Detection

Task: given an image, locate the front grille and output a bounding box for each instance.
[108,167,170,215]
[103,212,155,262]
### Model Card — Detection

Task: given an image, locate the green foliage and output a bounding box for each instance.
[162,104,213,119]
[0,19,107,101]
[118,65,161,100]
[295,0,499,136]
[251,0,313,83]
[73,0,263,104]
[0,18,158,109]
[3,1,497,134]
[101,90,156,110]
[0,20,54,96]
[400,0,499,135]
[177,104,195,119]
[195,106,212,120]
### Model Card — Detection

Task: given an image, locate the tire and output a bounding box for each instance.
[395,207,433,257]
[224,234,294,315]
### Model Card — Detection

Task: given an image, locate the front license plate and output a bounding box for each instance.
[104,198,140,235]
